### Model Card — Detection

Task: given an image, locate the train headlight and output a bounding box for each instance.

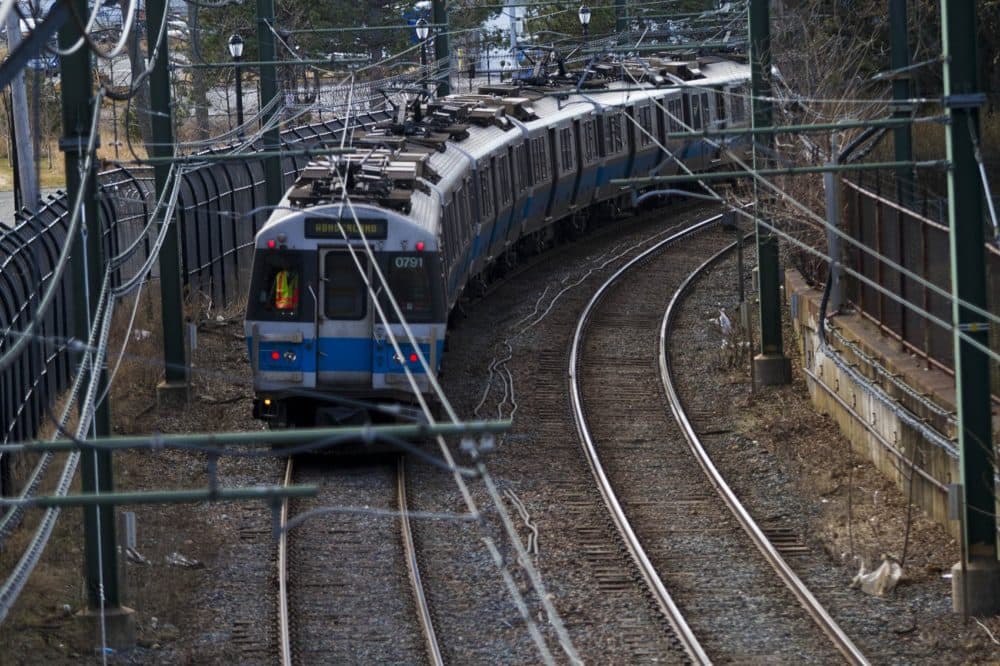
[283,351,297,362]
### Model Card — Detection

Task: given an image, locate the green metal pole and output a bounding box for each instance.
[257,0,284,205]
[432,0,450,96]
[615,0,626,34]
[15,419,513,454]
[147,0,188,390]
[890,0,914,207]
[748,0,789,385]
[26,485,319,508]
[941,0,999,615]
[57,0,119,611]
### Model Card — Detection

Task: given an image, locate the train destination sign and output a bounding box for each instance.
[304,217,388,240]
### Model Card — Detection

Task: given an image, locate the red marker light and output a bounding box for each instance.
[409,353,418,362]
[415,241,425,252]
[267,239,276,249]
[271,351,280,361]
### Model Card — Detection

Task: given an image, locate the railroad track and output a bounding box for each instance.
[568,220,869,664]
[277,455,442,665]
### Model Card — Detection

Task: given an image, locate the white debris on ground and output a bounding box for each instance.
[851,558,903,596]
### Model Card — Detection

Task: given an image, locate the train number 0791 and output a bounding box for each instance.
[394,256,423,268]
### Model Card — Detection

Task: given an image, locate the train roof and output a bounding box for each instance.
[263,54,748,236]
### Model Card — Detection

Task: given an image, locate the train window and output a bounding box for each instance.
[689,95,703,130]
[496,154,512,205]
[530,137,546,183]
[731,86,747,123]
[323,252,367,320]
[638,106,653,147]
[448,200,461,256]
[701,92,712,127]
[559,127,574,171]
[463,180,474,240]
[480,168,494,217]
[544,137,551,180]
[513,143,529,189]
[382,253,435,323]
[535,139,542,181]
[248,250,312,322]
[443,201,456,258]
[605,114,624,154]
[667,98,683,132]
[583,120,597,162]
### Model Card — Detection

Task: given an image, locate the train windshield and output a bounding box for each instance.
[247,250,313,322]
[379,253,440,323]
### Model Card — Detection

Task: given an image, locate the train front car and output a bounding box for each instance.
[245,162,445,427]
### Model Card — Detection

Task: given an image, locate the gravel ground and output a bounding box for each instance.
[576,228,844,662]
[668,243,1000,663]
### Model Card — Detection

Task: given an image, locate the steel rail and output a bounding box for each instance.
[397,456,444,666]
[658,241,870,666]
[568,214,721,666]
[278,458,294,666]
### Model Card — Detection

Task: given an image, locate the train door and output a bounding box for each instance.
[317,248,372,391]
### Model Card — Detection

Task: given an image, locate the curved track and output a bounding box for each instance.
[660,242,869,665]
[277,456,442,665]
[568,218,717,664]
[569,220,869,664]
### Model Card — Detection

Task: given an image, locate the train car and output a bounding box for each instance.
[245,53,750,428]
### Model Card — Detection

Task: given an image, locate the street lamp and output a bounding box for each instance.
[415,18,429,91]
[228,34,245,137]
[578,5,592,37]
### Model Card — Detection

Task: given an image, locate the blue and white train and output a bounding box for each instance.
[244,54,751,427]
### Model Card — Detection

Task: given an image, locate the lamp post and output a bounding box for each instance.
[415,18,429,91]
[228,33,245,137]
[578,5,592,38]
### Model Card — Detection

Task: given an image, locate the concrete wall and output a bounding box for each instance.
[784,270,1000,538]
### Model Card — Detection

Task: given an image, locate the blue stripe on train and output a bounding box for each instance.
[249,336,444,374]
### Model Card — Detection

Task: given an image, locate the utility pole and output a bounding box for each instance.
[432,0,450,96]
[5,10,39,212]
[57,0,134,647]
[748,0,790,386]
[890,0,913,208]
[257,0,284,206]
[147,0,189,400]
[940,0,1000,616]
